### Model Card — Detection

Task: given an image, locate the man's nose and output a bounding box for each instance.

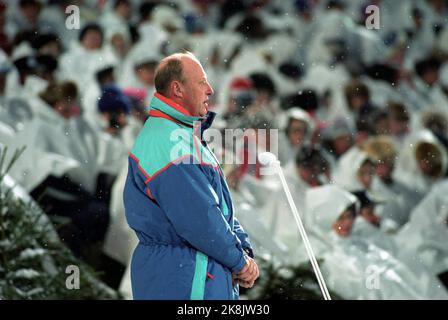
[206,82,214,96]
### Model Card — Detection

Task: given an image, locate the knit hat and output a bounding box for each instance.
[229,77,256,99]
[98,85,131,114]
[122,87,147,103]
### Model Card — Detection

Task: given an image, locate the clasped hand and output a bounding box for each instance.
[232,256,259,288]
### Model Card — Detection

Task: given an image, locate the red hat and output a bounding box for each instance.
[229,77,255,98]
[122,87,147,103]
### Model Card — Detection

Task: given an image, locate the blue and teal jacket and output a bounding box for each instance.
[124,93,253,300]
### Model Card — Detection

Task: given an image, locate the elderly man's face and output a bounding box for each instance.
[180,57,214,117]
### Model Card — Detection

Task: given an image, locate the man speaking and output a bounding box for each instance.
[123,52,259,300]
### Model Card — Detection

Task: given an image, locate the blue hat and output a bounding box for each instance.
[98,85,131,114]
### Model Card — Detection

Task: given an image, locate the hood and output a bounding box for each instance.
[393,129,448,190]
[284,107,315,140]
[334,146,371,191]
[306,184,358,235]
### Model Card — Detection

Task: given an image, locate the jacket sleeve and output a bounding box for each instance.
[149,160,247,273]
[233,217,254,258]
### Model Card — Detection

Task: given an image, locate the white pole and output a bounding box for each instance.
[259,152,332,300]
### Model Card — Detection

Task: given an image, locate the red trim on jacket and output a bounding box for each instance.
[154,92,192,116]
[149,109,193,128]
[129,151,220,201]
[148,154,192,182]
[146,188,154,200]
[129,153,155,200]
[130,152,151,182]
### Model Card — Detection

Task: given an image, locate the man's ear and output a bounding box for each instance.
[171,81,183,99]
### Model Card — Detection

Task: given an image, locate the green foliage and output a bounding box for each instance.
[0,147,119,299]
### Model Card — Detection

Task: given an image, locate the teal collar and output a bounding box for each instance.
[150,93,203,126]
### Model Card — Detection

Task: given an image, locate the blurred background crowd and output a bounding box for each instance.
[1,0,448,299]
